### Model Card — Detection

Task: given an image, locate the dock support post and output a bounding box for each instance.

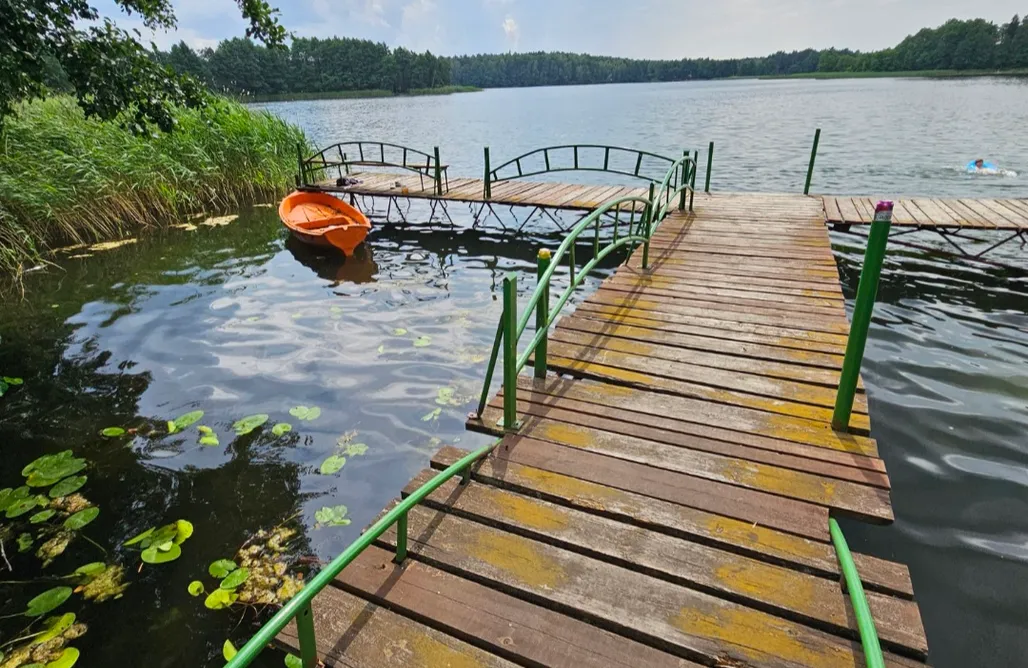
[502,273,519,431]
[804,128,821,195]
[296,142,305,187]
[534,250,551,379]
[295,601,318,668]
[433,146,443,195]
[705,141,714,192]
[678,150,688,211]
[484,147,492,200]
[833,201,892,432]
[394,511,408,563]
[643,183,655,269]
[690,150,698,211]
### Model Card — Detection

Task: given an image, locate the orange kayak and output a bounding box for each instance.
[278,191,372,257]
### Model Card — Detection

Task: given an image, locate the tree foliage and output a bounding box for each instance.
[157,37,453,96]
[0,0,286,131]
[448,16,1028,88]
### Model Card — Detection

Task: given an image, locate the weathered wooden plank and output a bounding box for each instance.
[947,199,995,228]
[493,374,879,458]
[978,199,1028,228]
[278,584,518,668]
[638,249,840,271]
[934,199,987,228]
[645,240,836,262]
[604,276,846,312]
[375,505,922,668]
[335,545,696,668]
[433,447,913,598]
[548,327,852,388]
[627,255,845,284]
[543,339,869,418]
[404,474,923,655]
[964,198,1025,229]
[478,400,890,488]
[558,316,845,369]
[619,271,845,301]
[834,197,864,224]
[623,264,845,291]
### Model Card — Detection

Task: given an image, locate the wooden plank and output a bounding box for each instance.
[548,327,852,389]
[979,199,1028,228]
[964,198,1025,229]
[620,271,844,300]
[640,247,840,270]
[604,276,846,312]
[433,447,913,598]
[405,474,924,655]
[999,198,1028,218]
[949,199,996,229]
[494,374,879,458]
[569,304,849,355]
[822,196,842,222]
[909,198,957,226]
[479,397,890,488]
[584,291,852,337]
[627,255,844,284]
[645,240,836,262]
[376,505,923,668]
[336,545,696,668]
[508,181,569,204]
[834,197,864,224]
[278,584,518,668]
[552,184,603,208]
[558,316,845,369]
[622,263,845,290]
[934,199,987,228]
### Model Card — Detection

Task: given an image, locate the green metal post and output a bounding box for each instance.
[689,150,698,211]
[394,511,408,563]
[804,128,821,195]
[484,147,492,200]
[534,249,551,379]
[643,183,655,269]
[343,152,350,175]
[502,274,519,431]
[295,602,318,668]
[679,150,688,211]
[296,143,305,187]
[705,141,714,192]
[829,518,886,668]
[433,146,443,195]
[832,202,892,432]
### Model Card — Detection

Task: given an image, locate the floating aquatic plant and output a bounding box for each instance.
[124,520,193,565]
[78,564,128,602]
[233,414,269,436]
[0,375,24,397]
[197,426,219,447]
[48,478,86,499]
[314,505,350,527]
[392,328,408,336]
[288,406,320,421]
[22,452,87,488]
[421,407,442,422]
[413,336,432,348]
[319,455,346,475]
[167,410,204,434]
[271,423,292,437]
[193,526,304,612]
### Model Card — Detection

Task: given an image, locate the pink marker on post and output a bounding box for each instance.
[874,200,894,223]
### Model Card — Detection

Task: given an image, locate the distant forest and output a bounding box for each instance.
[159,15,1028,96]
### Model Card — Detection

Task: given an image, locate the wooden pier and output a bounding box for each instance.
[277,192,930,668]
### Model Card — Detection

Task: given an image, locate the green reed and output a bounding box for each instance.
[0,96,308,277]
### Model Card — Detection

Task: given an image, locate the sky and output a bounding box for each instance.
[96,0,1027,59]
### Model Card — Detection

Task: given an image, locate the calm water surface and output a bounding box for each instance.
[1,78,1027,667]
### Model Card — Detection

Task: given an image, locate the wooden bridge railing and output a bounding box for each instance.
[297,141,448,195]
[482,144,677,199]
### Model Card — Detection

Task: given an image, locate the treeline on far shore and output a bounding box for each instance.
[157,15,1028,99]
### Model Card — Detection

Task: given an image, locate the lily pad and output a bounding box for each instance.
[188,581,205,597]
[123,527,154,546]
[81,564,128,601]
[233,414,269,435]
[319,455,346,475]
[174,519,194,544]
[314,505,351,527]
[100,427,125,437]
[74,562,107,577]
[377,344,385,354]
[30,509,56,524]
[25,587,73,617]
[198,427,220,446]
[219,567,250,590]
[36,612,76,643]
[43,647,79,668]
[421,407,442,422]
[223,640,238,661]
[204,588,237,610]
[343,442,368,457]
[3,376,23,385]
[17,533,33,552]
[209,559,237,578]
[48,476,87,499]
[141,542,181,564]
[392,328,408,336]
[167,410,204,434]
[285,654,303,668]
[271,422,292,436]
[413,336,432,348]
[23,451,87,487]
[64,507,99,530]
[289,406,321,421]
[6,497,40,518]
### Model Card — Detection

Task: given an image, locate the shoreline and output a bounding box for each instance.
[759,69,1028,80]
[239,85,482,103]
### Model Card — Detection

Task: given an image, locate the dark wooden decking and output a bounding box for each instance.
[278,193,930,667]
[823,195,1028,230]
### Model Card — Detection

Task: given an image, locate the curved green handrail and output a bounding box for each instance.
[828,518,886,668]
[489,144,677,185]
[300,140,444,194]
[224,436,503,668]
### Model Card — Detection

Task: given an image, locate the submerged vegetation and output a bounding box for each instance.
[0,96,307,277]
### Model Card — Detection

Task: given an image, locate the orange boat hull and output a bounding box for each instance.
[278,191,371,257]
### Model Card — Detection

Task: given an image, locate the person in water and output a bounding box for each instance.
[968,158,998,172]
[974,159,985,169]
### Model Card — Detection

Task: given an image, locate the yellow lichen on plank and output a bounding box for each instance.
[540,421,592,448]
[478,484,570,532]
[763,413,877,456]
[714,561,816,615]
[517,464,629,514]
[671,606,855,668]
[703,515,822,562]
[721,458,837,506]
[468,530,567,590]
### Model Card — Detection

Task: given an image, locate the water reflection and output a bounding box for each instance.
[285,236,379,285]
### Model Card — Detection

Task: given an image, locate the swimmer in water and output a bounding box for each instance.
[974,159,985,169]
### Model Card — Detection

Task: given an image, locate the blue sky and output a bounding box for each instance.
[98,0,1026,59]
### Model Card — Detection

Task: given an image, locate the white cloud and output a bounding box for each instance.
[397,0,443,52]
[502,15,520,49]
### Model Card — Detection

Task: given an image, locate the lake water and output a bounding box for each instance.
[2,78,1027,667]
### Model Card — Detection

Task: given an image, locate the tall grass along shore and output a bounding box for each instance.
[0,97,307,277]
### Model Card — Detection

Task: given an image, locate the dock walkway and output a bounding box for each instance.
[278,193,929,668]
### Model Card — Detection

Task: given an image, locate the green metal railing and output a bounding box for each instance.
[224,436,503,668]
[483,144,678,200]
[297,140,448,195]
[804,128,821,195]
[475,151,697,425]
[830,519,886,668]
